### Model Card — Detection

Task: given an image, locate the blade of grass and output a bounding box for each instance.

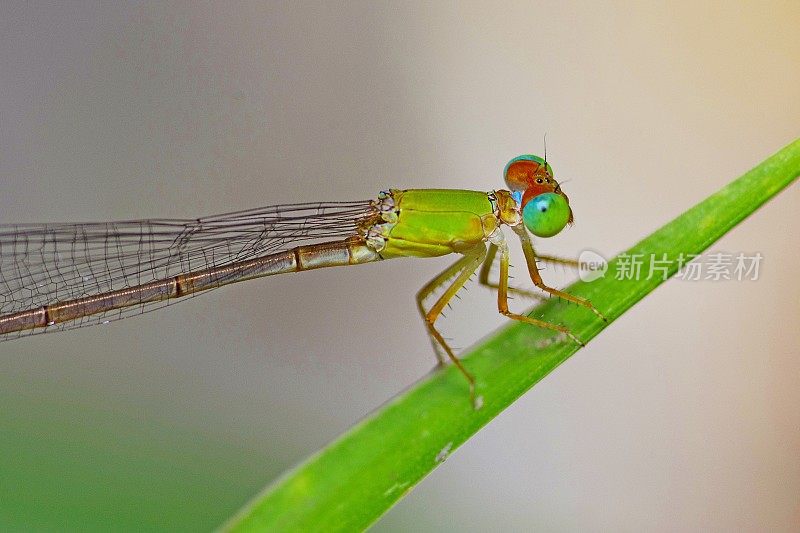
[223,138,800,532]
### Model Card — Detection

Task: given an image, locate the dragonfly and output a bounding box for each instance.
[0,155,604,406]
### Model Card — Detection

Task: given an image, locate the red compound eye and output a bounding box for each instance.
[503,155,553,191]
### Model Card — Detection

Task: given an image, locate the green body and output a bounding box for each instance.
[380,189,496,258]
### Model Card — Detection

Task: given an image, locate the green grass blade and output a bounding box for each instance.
[223,138,800,532]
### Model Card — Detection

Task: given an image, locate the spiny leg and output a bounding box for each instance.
[535,254,581,269]
[511,224,607,321]
[417,243,487,406]
[494,238,586,345]
[479,245,590,299]
[416,252,479,366]
[479,243,546,300]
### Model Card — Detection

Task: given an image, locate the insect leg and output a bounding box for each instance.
[478,242,546,300]
[495,236,585,345]
[417,243,487,406]
[416,252,479,366]
[510,225,607,321]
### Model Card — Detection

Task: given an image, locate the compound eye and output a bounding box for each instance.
[522,193,571,238]
[504,154,551,191]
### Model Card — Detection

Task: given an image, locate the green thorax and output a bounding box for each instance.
[379,189,498,259]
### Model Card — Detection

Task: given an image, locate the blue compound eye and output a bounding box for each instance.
[522,193,571,238]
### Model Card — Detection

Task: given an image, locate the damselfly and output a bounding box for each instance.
[0,155,604,406]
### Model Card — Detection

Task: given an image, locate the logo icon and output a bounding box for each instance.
[578,249,608,282]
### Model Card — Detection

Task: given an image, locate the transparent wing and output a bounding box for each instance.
[0,200,374,339]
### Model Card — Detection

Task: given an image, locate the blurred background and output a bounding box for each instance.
[1,1,798,531]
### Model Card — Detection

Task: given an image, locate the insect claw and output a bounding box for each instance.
[472,395,484,410]
[567,332,585,347]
